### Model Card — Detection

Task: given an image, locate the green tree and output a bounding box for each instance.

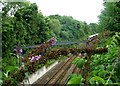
[98,2,120,32]
[48,18,61,37]
[49,15,83,41]
[89,23,99,34]
[2,1,29,58]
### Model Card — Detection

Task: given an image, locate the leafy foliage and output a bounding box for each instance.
[98,2,120,32]
[66,32,120,85]
[89,76,105,84]
[67,74,83,85]
[89,32,120,85]
[72,58,87,69]
[2,0,120,85]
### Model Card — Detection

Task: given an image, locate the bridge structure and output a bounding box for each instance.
[14,39,88,85]
[21,41,86,49]
[15,34,99,85]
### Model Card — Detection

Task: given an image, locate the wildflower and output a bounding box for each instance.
[29,55,41,62]
[30,56,35,62]
[35,55,41,60]
[14,44,22,55]
[20,49,23,53]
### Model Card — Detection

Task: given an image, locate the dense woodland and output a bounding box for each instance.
[2,1,120,59]
[2,1,100,58]
[1,0,120,85]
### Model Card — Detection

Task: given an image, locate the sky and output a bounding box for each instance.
[28,0,104,24]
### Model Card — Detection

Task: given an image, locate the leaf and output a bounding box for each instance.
[91,70,99,76]
[25,73,29,79]
[97,65,105,70]
[68,74,82,79]
[67,76,83,85]
[115,62,120,78]
[98,70,107,78]
[107,79,113,84]
[89,76,105,84]
[106,65,113,71]
[72,58,79,64]
[0,79,3,86]
[3,70,10,78]
[72,58,87,69]
[5,66,18,73]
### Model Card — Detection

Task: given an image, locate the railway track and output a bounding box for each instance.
[32,55,80,86]
[45,57,74,85]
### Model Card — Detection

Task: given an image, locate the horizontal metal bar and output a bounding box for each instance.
[21,41,86,49]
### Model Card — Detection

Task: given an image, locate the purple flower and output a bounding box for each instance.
[35,55,41,60]
[14,44,22,55]
[20,49,23,53]
[30,56,35,62]
[29,55,41,62]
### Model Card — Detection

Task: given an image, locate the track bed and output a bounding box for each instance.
[32,55,80,86]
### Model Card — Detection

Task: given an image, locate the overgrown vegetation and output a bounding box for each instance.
[1,0,120,85]
[67,32,120,85]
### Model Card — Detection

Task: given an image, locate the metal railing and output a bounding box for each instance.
[21,41,87,49]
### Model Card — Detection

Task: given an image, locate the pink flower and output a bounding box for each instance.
[29,55,41,62]
[30,56,35,62]
[35,55,41,60]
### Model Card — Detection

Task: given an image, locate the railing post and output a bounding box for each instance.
[14,43,23,68]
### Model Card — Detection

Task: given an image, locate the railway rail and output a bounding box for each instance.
[32,55,80,86]
[23,34,99,85]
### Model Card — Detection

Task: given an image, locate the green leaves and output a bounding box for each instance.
[67,77,82,85]
[98,2,120,32]
[89,76,105,84]
[5,66,18,74]
[115,61,120,79]
[98,70,107,78]
[89,33,120,85]
[45,59,56,67]
[72,58,87,69]
[67,74,83,85]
